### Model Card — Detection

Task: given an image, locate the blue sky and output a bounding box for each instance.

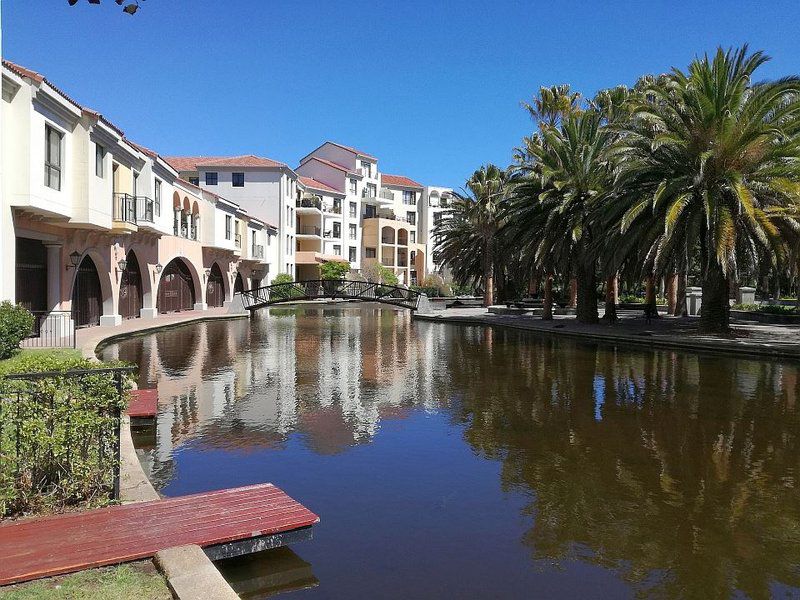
[2,1,798,189]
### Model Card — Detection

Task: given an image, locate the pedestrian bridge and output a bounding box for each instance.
[234,279,430,312]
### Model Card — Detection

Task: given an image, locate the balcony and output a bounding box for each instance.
[112,193,137,233]
[324,230,341,239]
[324,204,342,214]
[297,226,321,237]
[252,245,264,260]
[362,186,393,206]
[297,197,322,211]
[365,209,411,223]
[135,196,156,226]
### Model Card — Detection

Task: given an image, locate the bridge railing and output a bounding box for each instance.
[238,279,425,310]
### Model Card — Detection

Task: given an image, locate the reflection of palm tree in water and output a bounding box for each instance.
[447,330,800,598]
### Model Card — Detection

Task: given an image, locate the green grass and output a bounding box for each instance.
[0,348,81,374]
[0,563,172,600]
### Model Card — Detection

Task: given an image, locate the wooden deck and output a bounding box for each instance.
[126,388,158,418]
[0,484,319,586]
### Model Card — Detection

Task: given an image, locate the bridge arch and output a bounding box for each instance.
[237,279,426,312]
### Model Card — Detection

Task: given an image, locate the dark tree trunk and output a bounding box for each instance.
[542,275,553,320]
[645,274,659,319]
[576,262,598,324]
[700,259,730,333]
[675,271,688,316]
[665,273,678,315]
[482,240,494,308]
[602,274,617,323]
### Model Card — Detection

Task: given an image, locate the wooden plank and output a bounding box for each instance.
[0,483,319,586]
[126,388,158,418]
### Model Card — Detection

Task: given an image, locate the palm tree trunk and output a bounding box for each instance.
[542,275,553,321]
[568,278,578,308]
[700,259,730,333]
[645,274,659,319]
[665,273,678,315]
[576,261,599,324]
[675,271,688,316]
[482,242,494,307]
[602,274,617,323]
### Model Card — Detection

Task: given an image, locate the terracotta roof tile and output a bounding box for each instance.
[326,141,376,160]
[381,173,423,188]
[298,176,340,194]
[164,155,285,171]
[304,157,356,175]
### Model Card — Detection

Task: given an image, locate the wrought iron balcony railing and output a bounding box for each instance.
[112,193,137,224]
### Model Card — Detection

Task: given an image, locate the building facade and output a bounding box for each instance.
[0,59,451,336]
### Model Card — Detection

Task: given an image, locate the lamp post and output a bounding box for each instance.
[65,250,81,271]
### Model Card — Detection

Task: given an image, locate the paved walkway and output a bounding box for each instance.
[414,307,800,360]
[76,308,246,359]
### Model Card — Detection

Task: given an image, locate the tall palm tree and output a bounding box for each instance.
[435,165,511,306]
[517,109,616,323]
[613,46,800,332]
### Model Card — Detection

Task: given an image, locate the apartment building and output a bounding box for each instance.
[0,58,452,337]
[1,60,277,332]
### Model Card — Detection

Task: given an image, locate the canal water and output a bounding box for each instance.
[100,306,800,599]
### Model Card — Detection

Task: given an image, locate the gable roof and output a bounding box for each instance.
[302,156,358,176]
[298,176,340,194]
[164,155,285,171]
[325,141,376,161]
[381,173,423,189]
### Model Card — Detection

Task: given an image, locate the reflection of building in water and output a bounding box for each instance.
[107,306,453,469]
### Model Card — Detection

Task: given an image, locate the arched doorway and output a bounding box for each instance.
[119,251,143,320]
[234,272,244,294]
[72,255,103,328]
[206,263,225,308]
[157,258,196,313]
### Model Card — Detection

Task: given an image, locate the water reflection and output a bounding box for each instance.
[101,306,800,599]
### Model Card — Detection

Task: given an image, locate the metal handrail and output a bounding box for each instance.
[135,196,155,223]
[236,279,425,311]
[112,193,137,224]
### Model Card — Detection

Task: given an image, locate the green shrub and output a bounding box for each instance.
[0,356,133,517]
[319,260,351,280]
[0,302,35,360]
[619,293,645,304]
[377,264,399,286]
[732,303,798,315]
[271,273,294,286]
[451,283,475,297]
[269,273,304,301]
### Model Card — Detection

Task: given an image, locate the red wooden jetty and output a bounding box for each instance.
[0,484,319,586]
[126,388,158,418]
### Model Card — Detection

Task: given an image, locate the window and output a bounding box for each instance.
[349,178,357,195]
[286,235,292,255]
[360,160,372,177]
[333,222,341,238]
[406,211,416,226]
[154,179,162,216]
[333,244,341,255]
[364,204,376,219]
[349,223,357,240]
[362,183,376,198]
[44,125,62,190]
[365,247,376,259]
[349,202,357,218]
[410,231,416,244]
[403,190,416,205]
[333,198,341,213]
[225,215,232,239]
[434,213,443,225]
[232,172,245,187]
[205,172,218,185]
[189,176,199,186]
[95,144,104,177]
[349,246,357,262]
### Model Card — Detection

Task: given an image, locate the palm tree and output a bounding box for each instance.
[516,109,616,323]
[613,46,800,332]
[435,165,511,307]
